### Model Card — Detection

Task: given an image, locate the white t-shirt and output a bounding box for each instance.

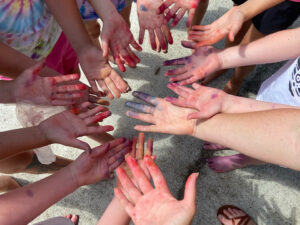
[256,57,300,107]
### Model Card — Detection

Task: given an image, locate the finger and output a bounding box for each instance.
[181,40,196,49]
[148,29,157,50]
[179,75,201,85]
[101,34,110,57]
[114,188,134,217]
[108,140,132,160]
[191,25,210,31]
[132,91,159,106]
[157,0,173,14]
[89,96,110,106]
[136,132,145,160]
[116,167,142,203]
[108,137,127,149]
[119,48,136,67]
[108,70,129,94]
[56,84,86,93]
[163,56,189,66]
[98,79,114,99]
[183,173,199,206]
[109,146,131,166]
[165,5,180,22]
[172,8,186,27]
[169,73,192,83]
[139,28,145,44]
[89,80,99,93]
[130,37,142,52]
[109,154,126,172]
[167,83,192,97]
[84,111,112,125]
[165,96,191,108]
[144,156,169,191]
[134,125,158,133]
[131,136,137,158]
[126,156,153,193]
[155,28,166,50]
[127,47,140,64]
[90,143,110,158]
[186,8,195,27]
[125,101,155,114]
[82,125,114,136]
[53,74,80,84]
[78,105,108,119]
[103,77,121,98]
[67,138,91,151]
[112,45,126,72]
[54,92,84,100]
[126,111,154,124]
[164,67,187,76]
[162,25,173,45]
[145,137,153,156]
[90,87,106,97]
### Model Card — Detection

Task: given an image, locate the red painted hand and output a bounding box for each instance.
[166,83,227,119]
[115,156,199,225]
[157,0,200,27]
[188,6,245,46]
[38,102,113,151]
[13,62,85,106]
[101,13,142,71]
[125,91,197,135]
[69,138,132,187]
[164,41,221,85]
[78,46,129,99]
[137,0,173,52]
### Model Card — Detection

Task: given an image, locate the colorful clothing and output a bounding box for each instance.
[0,0,61,60]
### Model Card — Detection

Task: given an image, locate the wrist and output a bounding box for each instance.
[65,163,82,189]
[221,92,233,114]
[237,4,252,21]
[37,124,54,146]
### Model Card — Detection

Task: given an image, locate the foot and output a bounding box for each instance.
[203,142,228,150]
[65,214,79,225]
[206,154,253,173]
[218,206,256,225]
[0,175,20,192]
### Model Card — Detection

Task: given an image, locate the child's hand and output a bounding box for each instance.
[157,0,200,27]
[69,138,132,187]
[164,41,221,85]
[13,62,85,106]
[166,83,227,119]
[78,47,129,99]
[125,91,196,135]
[38,102,113,151]
[115,156,199,225]
[101,13,142,71]
[137,0,173,52]
[188,6,245,46]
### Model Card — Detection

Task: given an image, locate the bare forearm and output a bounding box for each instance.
[0,166,77,225]
[88,0,118,22]
[193,109,300,170]
[219,27,300,69]
[97,197,130,225]
[0,81,15,103]
[0,126,50,160]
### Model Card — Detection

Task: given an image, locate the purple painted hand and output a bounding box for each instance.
[166,83,227,119]
[13,62,85,106]
[115,155,199,225]
[137,0,173,52]
[69,138,132,187]
[188,6,245,46]
[125,91,197,135]
[38,102,113,151]
[157,0,200,27]
[164,41,221,85]
[78,46,129,99]
[101,13,142,71]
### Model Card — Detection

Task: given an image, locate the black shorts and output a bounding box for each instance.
[232,0,300,34]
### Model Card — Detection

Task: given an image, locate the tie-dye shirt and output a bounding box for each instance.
[0,0,61,60]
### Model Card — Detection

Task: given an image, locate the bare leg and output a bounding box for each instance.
[189,0,209,30]
[206,153,265,173]
[0,175,20,192]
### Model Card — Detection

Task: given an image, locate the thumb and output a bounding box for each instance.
[68,139,91,152]
[101,35,110,57]
[186,9,195,28]
[183,173,199,206]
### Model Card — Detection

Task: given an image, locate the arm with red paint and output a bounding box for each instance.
[87,0,142,69]
[137,0,173,52]
[0,138,131,225]
[157,0,200,27]
[44,0,129,99]
[165,27,300,85]
[0,102,113,160]
[188,0,284,45]
[115,155,198,225]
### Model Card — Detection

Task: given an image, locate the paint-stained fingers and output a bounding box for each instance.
[90,143,110,158]
[155,28,166,50]
[126,111,155,124]
[163,56,189,66]
[88,80,99,93]
[172,8,186,27]
[132,91,159,106]
[109,154,126,173]
[145,137,153,156]
[168,83,193,97]
[162,24,173,45]
[89,95,110,106]
[78,105,108,119]
[56,84,86,93]
[144,156,170,191]
[148,29,157,50]
[127,47,140,65]
[125,101,155,114]
[66,139,91,152]
[119,48,136,68]
[108,140,132,159]
[157,0,173,14]
[183,173,199,206]
[191,25,210,31]
[107,137,127,150]
[108,146,131,166]
[53,92,83,100]
[114,188,135,216]
[97,79,114,99]
[116,167,142,203]
[130,37,142,52]
[169,73,193,83]
[112,45,126,72]
[181,40,196,50]
[83,111,112,125]
[186,8,195,27]
[165,5,180,22]
[139,27,145,44]
[103,77,121,98]
[134,125,158,133]
[164,67,188,76]
[136,133,145,160]
[52,73,80,84]
[126,156,153,193]
[89,87,106,97]
[101,35,110,57]
[131,136,137,158]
